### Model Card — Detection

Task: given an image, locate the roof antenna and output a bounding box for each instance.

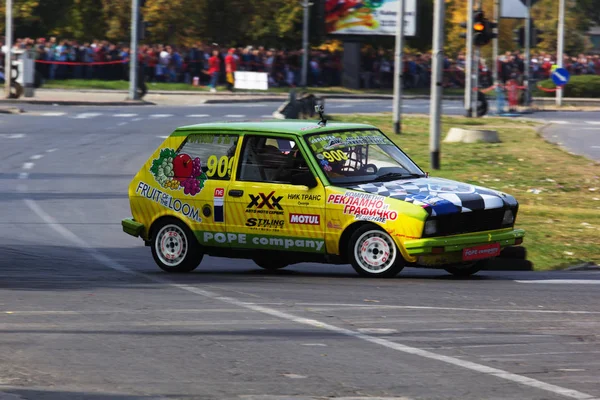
[315,104,327,127]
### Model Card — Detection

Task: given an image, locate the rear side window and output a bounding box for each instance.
[178,134,239,180]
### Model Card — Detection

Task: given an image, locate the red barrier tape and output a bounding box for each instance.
[35,59,128,66]
[537,84,562,93]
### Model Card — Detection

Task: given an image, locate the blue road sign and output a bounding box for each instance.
[552,68,570,86]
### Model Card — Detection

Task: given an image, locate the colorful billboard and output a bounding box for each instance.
[325,0,417,37]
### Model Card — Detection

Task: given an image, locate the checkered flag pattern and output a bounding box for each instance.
[350,178,517,216]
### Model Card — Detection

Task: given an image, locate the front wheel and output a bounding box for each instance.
[444,262,483,277]
[348,225,405,278]
[151,218,203,273]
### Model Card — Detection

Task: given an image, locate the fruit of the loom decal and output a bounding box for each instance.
[150,148,207,196]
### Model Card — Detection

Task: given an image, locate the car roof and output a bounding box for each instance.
[171,120,376,137]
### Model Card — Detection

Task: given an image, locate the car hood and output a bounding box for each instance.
[347,177,517,216]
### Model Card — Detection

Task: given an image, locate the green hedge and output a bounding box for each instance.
[537,74,600,98]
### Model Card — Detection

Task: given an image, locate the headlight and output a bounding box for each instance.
[424,220,437,235]
[502,209,515,226]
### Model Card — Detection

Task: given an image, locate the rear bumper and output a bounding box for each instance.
[403,228,525,265]
[122,218,145,238]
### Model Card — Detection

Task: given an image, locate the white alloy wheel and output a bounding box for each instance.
[155,224,188,267]
[353,230,397,274]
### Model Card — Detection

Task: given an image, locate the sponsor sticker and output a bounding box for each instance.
[462,243,501,261]
[213,188,225,222]
[287,193,321,201]
[245,218,285,231]
[327,191,397,223]
[201,232,325,253]
[289,213,321,225]
[246,191,284,215]
[136,181,202,223]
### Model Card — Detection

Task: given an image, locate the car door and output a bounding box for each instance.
[225,134,326,254]
[172,132,240,247]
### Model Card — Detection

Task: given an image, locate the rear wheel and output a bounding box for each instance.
[151,218,203,273]
[444,262,483,277]
[348,225,405,278]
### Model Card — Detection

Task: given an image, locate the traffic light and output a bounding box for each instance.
[513,23,543,48]
[473,11,486,45]
[472,11,496,46]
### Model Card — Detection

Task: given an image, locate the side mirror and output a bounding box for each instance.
[291,171,318,188]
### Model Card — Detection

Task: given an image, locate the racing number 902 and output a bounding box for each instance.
[206,155,235,179]
[322,150,348,162]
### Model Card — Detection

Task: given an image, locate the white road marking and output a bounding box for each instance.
[113,113,137,117]
[186,114,210,118]
[46,148,58,153]
[40,112,66,116]
[0,134,25,139]
[332,104,353,108]
[292,303,600,315]
[73,112,102,119]
[516,279,600,285]
[225,114,245,118]
[23,198,600,400]
[30,154,43,160]
[18,172,28,180]
[22,162,34,170]
[585,121,600,125]
[300,343,328,347]
[549,120,570,124]
[157,135,169,139]
[132,117,144,122]
[149,114,173,118]
[117,122,128,126]
[357,328,398,334]
[444,106,461,110]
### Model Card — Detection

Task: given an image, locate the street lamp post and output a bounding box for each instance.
[4,0,13,99]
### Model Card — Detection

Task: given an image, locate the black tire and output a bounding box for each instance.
[253,256,288,271]
[444,262,483,277]
[150,218,203,273]
[347,225,405,278]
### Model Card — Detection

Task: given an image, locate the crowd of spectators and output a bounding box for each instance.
[2,36,600,90]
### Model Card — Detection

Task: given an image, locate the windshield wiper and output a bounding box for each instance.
[371,172,425,182]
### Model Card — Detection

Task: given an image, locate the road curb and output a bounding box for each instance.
[0,107,23,114]
[0,99,154,106]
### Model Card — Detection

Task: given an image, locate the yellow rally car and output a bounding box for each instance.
[122,116,524,278]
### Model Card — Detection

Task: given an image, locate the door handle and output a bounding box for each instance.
[229,189,244,198]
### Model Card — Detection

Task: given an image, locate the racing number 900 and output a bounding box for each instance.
[322,150,348,162]
[206,155,235,179]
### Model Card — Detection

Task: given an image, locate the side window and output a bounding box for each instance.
[178,134,239,181]
[238,136,310,183]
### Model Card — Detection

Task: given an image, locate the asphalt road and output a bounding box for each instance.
[0,102,599,400]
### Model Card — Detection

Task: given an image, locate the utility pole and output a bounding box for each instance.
[392,0,406,135]
[492,0,500,87]
[523,0,532,107]
[301,0,311,88]
[430,0,445,170]
[556,0,565,106]
[464,0,474,117]
[4,0,13,99]
[128,0,140,100]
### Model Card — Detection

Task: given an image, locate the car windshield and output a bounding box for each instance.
[306,129,425,185]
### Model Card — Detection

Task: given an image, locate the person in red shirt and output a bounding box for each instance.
[225,48,237,92]
[205,49,220,92]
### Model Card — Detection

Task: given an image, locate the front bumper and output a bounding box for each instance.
[122,218,145,237]
[403,228,525,265]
